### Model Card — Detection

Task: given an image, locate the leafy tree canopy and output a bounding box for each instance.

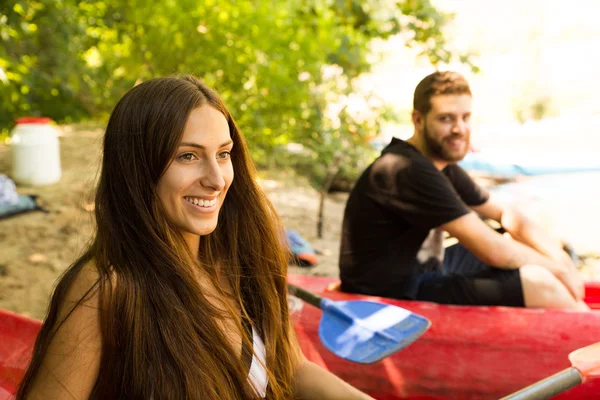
[1,0,474,181]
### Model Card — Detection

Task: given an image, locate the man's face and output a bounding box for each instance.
[418,94,472,163]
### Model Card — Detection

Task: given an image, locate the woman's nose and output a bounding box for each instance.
[200,160,225,191]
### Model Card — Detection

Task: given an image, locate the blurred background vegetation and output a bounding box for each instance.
[0,0,476,189]
[3,1,600,318]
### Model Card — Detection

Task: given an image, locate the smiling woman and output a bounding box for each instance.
[157,105,234,243]
[15,76,373,400]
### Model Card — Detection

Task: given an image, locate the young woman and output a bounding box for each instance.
[17,76,372,399]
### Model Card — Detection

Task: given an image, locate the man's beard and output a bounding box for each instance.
[423,124,469,163]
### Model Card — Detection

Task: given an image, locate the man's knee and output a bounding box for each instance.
[520,264,556,287]
[520,264,576,308]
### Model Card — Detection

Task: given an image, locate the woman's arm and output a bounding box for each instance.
[288,320,373,400]
[293,358,374,400]
[25,264,102,400]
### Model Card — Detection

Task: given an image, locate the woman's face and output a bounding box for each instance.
[157,105,234,243]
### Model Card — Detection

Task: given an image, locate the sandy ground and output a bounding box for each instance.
[1,126,599,320]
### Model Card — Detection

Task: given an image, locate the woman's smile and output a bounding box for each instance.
[183,196,219,213]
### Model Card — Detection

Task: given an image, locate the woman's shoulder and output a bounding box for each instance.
[55,256,120,329]
[43,259,106,342]
[61,259,104,310]
[27,260,104,398]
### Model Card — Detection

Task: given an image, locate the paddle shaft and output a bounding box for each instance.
[288,283,322,309]
[500,367,583,400]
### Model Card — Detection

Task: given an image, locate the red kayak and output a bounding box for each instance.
[3,276,600,399]
[289,274,600,399]
[0,309,40,400]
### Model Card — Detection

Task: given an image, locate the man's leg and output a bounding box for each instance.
[414,243,525,307]
[417,244,587,309]
[416,272,524,307]
[444,243,587,310]
[520,264,589,311]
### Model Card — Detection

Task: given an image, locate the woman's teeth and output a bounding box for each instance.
[184,197,217,207]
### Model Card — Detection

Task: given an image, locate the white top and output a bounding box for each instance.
[248,326,268,398]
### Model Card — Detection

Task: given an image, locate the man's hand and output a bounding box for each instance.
[547,247,577,269]
[554,264,585,301]
[545,245,585,301]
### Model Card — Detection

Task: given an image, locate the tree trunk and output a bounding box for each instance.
[317,163,341,238]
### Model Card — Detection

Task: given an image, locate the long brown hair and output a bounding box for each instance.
[17,76,296,399]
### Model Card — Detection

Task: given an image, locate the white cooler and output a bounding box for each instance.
[11,117,62,186]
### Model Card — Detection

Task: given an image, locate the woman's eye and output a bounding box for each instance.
[178,153,197,162]
[217,151,231,161]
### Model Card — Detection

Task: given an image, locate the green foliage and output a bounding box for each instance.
[513,92,556,124]
[0,0,473,184]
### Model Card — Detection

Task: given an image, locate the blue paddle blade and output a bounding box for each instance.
[318,298,431,364]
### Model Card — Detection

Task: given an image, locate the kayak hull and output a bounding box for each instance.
[0,309,40,399]
[289,274,600,399]
[3,276,600,399]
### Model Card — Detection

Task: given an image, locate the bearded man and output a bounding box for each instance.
[338,71,587,310]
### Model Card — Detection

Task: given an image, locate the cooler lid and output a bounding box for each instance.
[15,117,53,125]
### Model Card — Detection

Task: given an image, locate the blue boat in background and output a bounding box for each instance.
[460,151,600,177]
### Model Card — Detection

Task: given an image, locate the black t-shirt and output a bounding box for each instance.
[339,138,489,298]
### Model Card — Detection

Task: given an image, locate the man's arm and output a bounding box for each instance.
[441,212,557,270]
[441,212,584,300]
[471,196,575,268]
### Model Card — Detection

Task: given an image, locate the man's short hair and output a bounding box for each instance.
[413,71,472,115]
